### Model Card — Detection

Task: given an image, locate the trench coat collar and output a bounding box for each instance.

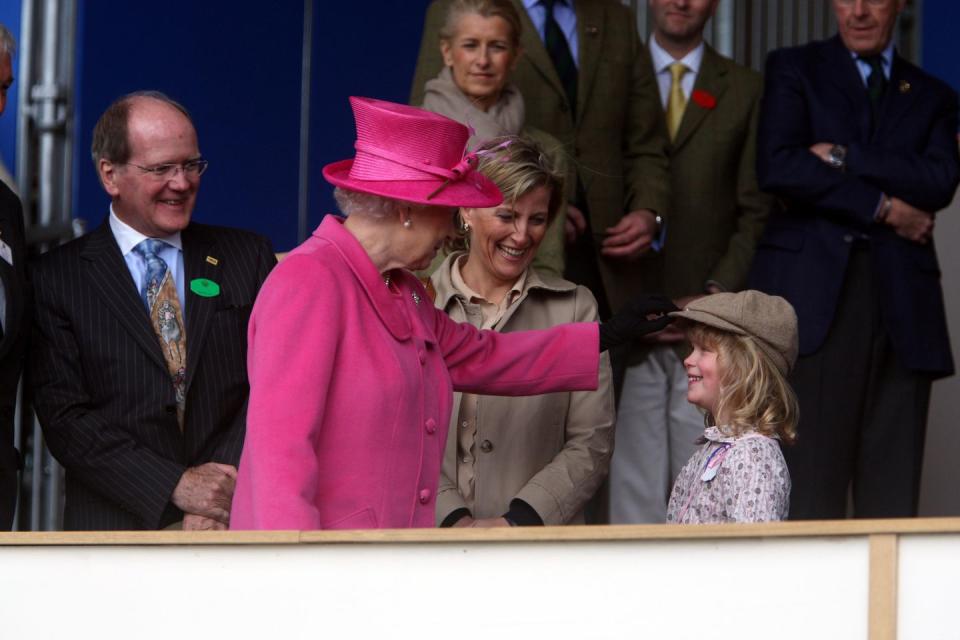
[431,250,577,312]
[314,215,412,341]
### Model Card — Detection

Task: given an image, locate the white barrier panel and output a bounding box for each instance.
[1,520,958,639]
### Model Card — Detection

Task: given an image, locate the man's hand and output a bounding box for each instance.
[452,514,475,528]
[171,462,237,525]
[601,209,658,259]
[886,197,934,244]
[564,203,587,245]
[183,514,228,531]
[809,142,834,164]
[470,517,511,528]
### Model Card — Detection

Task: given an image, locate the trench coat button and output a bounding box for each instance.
[843,234,854,243]
[418,350,426,364]
[425,418,437,434]
[480,439,494,453]
[419,489,432,504]
[165,405,176,415]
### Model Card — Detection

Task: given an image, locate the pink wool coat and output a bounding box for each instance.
[230,216,599,530]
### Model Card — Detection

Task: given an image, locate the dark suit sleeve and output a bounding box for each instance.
[622,34,671,217]
[844,88,960,212]
[409,0,450,105]
[709,85,775,290]
[757,49,883,226]
[207,236,277,466]
[29,263,185,529]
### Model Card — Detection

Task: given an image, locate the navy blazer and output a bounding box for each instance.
[749,36,959,376]
[29,221,276,529]
[0,182,26,529]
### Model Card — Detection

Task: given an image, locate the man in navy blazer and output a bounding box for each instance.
[749,0,959,518]
[0,24,25,529]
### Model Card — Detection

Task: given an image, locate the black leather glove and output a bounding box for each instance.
[599,295,679,352]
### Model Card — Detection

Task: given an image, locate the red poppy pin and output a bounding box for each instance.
[692,89,717,110]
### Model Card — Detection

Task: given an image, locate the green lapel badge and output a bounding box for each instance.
[190,278,221,298]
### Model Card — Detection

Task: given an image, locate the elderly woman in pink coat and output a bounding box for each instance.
[230,97,674,530]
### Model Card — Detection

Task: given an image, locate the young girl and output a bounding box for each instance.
[665,291,799,524]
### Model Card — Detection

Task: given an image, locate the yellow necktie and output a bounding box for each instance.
[666,62,689,140]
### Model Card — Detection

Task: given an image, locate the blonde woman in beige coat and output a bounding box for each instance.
[430,136,615,527]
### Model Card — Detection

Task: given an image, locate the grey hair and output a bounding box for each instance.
[333,187,402,219]
[0,24,16,58]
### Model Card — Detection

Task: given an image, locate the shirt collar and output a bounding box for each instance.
[848,40,895,69]
[649,35,705,75]
[109,205,183,256]
[450,253,526,307]
[523,0,571,9]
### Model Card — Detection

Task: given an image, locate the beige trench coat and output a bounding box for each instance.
[431,253,615,525]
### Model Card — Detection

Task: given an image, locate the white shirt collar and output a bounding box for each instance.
[109,204,183,256]
[848,40,895,68]
[649,35,705,75]
[523,0,571,9]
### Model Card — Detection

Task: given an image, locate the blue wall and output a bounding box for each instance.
[73,1,429,251]
[0,1,22,175]
[921,0,960,95]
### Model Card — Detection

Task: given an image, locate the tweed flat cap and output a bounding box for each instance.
[670,290,799,376]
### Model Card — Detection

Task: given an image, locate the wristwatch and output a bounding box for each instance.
[827,144,847,170]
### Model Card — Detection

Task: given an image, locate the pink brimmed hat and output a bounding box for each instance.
[323,97,503,208]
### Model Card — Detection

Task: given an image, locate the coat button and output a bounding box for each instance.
[165,405,176,415]
[843,234,854,243]
[425,418,437,434]
[480,439,494,453]
[419,489,432,504]
[418,350,426,364]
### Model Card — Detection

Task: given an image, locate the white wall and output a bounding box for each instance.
[920,189,960,516]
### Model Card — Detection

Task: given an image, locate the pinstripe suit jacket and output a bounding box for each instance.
[29,220,275,530]
[0,182,27,529]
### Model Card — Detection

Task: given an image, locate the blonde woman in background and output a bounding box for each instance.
[420,0,566,277]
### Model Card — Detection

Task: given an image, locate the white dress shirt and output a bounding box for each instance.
[649,35,705,109]
[109,206,186,310]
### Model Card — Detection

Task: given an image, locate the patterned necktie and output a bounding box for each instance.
[543,0,578,118]
[666,62,689,140]
[132,239,187,430]
[862,55,888,106]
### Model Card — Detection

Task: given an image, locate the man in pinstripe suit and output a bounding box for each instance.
[29,92,276,530]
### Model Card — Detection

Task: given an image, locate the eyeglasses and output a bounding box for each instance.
[126,159,209,181]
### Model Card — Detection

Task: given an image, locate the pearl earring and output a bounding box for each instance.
[403,218,412,229]
[463,222,471,233]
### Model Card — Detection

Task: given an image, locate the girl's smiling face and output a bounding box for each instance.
[684,337,722,419]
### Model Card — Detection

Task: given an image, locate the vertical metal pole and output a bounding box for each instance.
[15,0,36,205]
[29,418,42,531]
[714,0,735,58]
[36,0,60,228]
[296,0,313,243]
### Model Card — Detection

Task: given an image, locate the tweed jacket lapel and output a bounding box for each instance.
[514,0,568,103]
[80,222,167,372]
[672,45,730,152]
[181,224,218,395]
[575,0,605,121]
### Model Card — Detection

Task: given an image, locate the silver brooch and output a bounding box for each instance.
[412,291,421,306]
